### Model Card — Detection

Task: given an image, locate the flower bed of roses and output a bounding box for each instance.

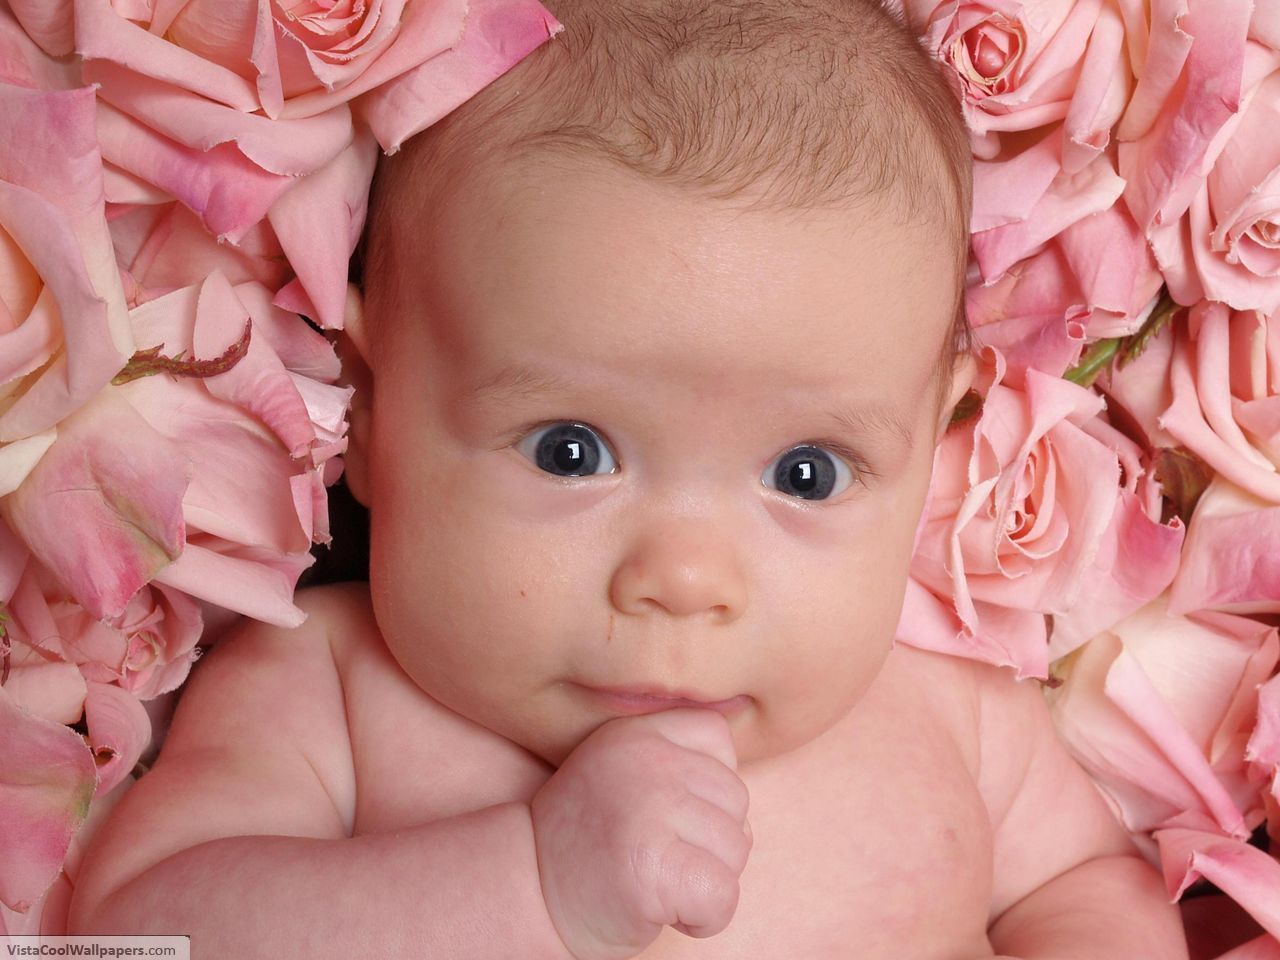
[0,1,1277,957]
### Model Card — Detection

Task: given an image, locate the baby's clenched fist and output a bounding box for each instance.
[530,707,754,960]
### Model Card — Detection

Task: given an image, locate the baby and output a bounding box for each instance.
[68,0,1190,957]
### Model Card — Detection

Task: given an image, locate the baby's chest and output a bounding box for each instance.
[345,668,995,960]
[638,713,995,960]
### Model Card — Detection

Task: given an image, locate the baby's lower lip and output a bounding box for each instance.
[580,687,751,716]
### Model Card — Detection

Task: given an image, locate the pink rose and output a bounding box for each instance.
[1047,595,1277,839]
[903,0,1132,166]
[65,0,560,327]
[3,271,351,626]
[0,83,132,451]
[902,346,1181,678]
[1146,61,1280,314]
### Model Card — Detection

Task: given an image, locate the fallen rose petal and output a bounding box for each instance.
[0,684,95,913]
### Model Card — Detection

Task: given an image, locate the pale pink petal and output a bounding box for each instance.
[1050,632,1245,835]
[0,431,56,498]
[151,536,312,628]
[1162,326,1280,501]
[119,373,310,556]
[7,0,73,58]
[1117,0,1252,231]
[1170,478,1280,615]
[1247,676,1280,769]
[355,0,564,153]
[0,685,95,912]
[0,648,86,726]
[1061,2,1130,175]
[1055,201,1165,336]
[1155,816,1280,939]
[83,681,151,797]
[84,59,355,177]
[93,99,299,245]
[1,389,190,620]
[267,126,378,331]
[187,273,317,459]
[0,84,133,441]
[972,144,1127,284]
[74,0,261,111]
[232,281,342,383]
[1098,320,1179,451]
[1049,489,1185,658]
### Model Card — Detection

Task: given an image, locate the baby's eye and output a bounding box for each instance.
[762,444,857,501]
[515,422,619,477]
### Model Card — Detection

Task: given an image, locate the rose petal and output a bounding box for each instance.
[1,389,191,621]
[0,684,95,913]
[83,681,151,797]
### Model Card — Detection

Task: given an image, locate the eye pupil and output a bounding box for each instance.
[555,439,585,471]
[774,446,837,500]
[534,423,602,476]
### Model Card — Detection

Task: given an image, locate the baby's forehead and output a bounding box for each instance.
[369,156,956,404]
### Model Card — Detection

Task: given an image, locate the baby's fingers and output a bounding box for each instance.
[673,793,753,876]
[644,837,743,940]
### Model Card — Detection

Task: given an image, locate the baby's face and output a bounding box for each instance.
[345,156,972,767]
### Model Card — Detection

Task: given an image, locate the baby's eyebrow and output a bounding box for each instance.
[466,362,915,450]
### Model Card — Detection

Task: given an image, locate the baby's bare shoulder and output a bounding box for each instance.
[68,584,362,928]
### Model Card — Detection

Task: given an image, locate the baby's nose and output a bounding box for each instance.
[608,524,748,623]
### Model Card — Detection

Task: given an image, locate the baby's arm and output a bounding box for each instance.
[972,663,1189,960]
[67,589,571,959]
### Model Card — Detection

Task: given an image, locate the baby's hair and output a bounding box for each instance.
[357,0,974,407]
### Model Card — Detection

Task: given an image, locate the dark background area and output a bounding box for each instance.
[296,475,371,587]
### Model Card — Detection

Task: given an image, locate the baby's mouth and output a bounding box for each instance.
[574,682,751,716]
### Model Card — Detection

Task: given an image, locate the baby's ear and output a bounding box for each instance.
[334,283,373,508]
[934,351,978,444]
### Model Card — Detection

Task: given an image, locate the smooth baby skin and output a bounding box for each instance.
[70,157,1187,957]
[69,582,1181,959]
